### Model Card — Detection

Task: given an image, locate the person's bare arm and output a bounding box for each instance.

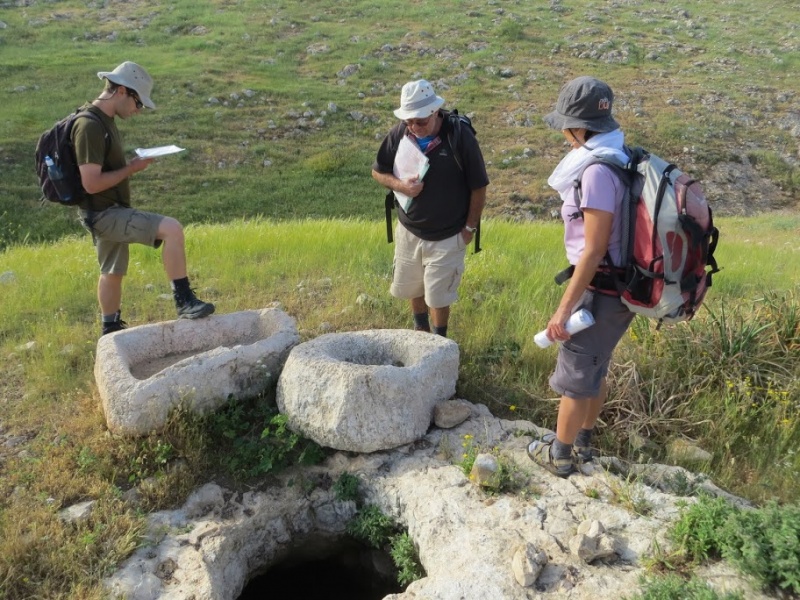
[546,207,613,341]
[371,169,423,198]
[79,157,153,194]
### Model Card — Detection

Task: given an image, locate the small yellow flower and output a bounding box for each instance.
[462,453,468,459]
[509,405,517,411]
[464,434,473,440]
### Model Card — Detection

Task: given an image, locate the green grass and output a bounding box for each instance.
[1,216,797,501]
[666,496,800,596]
[2,0,798,250]
[1,0,799,597]
[626,573,744,600]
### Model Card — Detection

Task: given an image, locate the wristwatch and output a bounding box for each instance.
[464,225,477,233]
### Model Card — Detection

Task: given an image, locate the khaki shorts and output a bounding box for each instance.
[82,206,163,275]
[549,289,635,400]
[390,223,466,309]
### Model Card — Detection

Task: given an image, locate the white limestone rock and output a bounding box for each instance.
[434,399,473,428]
[512,543,548,587]
[104,403,771,600]
[470,452,500,488]
[277,330,458,452]
[95,308,299,435]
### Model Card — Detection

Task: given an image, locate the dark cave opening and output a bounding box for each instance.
[237,537,403,600]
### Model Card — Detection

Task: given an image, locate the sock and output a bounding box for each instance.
[102,310,121,323]
[433,325,448,337]
[171,277,190,293]
[551,439,573,461]
[413,312,430,330]
[575,428,594,448]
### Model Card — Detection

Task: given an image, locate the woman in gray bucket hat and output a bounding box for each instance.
[527,76,635,477]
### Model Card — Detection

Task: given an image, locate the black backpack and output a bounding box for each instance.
[384,109,481,252]
[34,109,109,205]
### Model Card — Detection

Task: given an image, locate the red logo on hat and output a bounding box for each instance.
[598,98,610,111]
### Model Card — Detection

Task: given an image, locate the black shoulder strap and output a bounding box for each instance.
[444,110,482,253]
[384,123,406,243]
[385,190,395,243]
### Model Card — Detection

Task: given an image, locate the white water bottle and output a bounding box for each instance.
[534,309,595,348]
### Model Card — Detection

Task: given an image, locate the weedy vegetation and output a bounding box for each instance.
[346,505,426,587]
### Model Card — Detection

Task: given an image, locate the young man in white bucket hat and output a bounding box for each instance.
[72,61,214,336]
[372,80,489,337]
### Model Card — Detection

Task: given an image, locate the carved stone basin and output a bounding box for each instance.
[95,307,299,435]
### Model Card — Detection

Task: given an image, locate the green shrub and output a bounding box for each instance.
[390,532,425,587]
[717,502,800,595]
[346,505,397,549]
[346,505,425,587]
[206,398,325,479]
[333,472,360,502]
[626,573,743,600]
[669,496,734,562]
[669,495,800,595]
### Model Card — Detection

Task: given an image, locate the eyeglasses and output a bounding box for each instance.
[130,92,143,110]
[404,115,433,127]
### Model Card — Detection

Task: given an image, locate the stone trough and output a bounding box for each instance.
[95,307,299,436]
[277,330,459,453]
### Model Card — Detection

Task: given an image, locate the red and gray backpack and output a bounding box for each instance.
[558,146,721,325]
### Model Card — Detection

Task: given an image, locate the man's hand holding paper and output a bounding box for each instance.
[392,136,429,213]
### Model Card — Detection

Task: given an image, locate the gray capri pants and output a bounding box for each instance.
[549,289,635,400]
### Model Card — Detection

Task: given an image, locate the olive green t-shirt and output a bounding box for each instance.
[70,104,130,210]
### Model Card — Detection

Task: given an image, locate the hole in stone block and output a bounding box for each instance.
[237,537,402,600]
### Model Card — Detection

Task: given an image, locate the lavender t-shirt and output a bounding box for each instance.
[561,163,626,266]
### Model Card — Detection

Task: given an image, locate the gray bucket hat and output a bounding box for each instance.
[393,80,445,120]
[97,61,156,109]
[544,76,619,132]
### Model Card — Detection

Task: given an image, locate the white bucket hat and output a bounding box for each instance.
[97,61,156,109]
[393,80,445,120]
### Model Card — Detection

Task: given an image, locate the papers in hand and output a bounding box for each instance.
[392,137,429,213]
[135,145,186,159]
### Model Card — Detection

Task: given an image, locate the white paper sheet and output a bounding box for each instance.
[392,137,429,213]
[135,145,186,158]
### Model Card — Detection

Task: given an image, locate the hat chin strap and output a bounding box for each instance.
[566,128,592,150]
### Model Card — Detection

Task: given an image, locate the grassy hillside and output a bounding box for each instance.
[1,0,798,249]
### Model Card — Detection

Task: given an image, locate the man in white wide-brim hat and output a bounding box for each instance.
[71,61,215,337]
[372,80,489,337]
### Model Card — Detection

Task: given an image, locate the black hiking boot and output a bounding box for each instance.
[174,288,215,320]
[101,318,127,336]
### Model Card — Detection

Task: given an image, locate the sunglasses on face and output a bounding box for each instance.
[130,91,143,109]
[405,115,433,127]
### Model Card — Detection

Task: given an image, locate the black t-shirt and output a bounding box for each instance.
[373,112,489,241]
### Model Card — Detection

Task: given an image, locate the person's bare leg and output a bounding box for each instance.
[156,217,186,280]
[430,306,450,328]
[98,273,123,316]
[556,395,589,446]
[430,306,450,337]
[582,378,607,430]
